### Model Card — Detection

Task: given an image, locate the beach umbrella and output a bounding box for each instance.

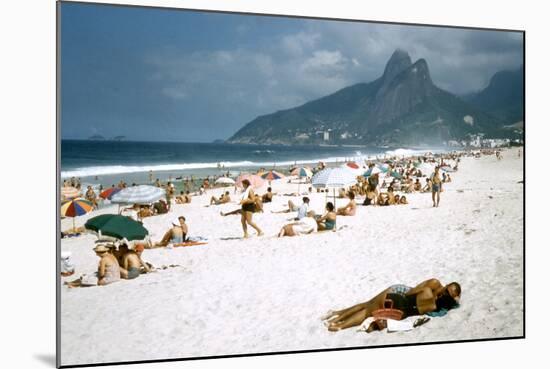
[312,167,358,204]
[345,161,360,170]
[99,187,121,200]
[215,177,235,186]
[235,174,264,189]
[291,167,313,178]
[110,185,166,205]
[260,170,285,181]
[60,198,94,231]
[363,166,382,177]
[389,170,403,179]
[61,186,80,200]
[85,214,149,241]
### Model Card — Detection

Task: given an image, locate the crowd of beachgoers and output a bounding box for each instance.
[61,149,521,287]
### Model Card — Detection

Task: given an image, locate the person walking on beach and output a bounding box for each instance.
[239,179,263,238]
[431,167,442,207]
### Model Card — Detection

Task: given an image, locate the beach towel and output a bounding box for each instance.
[173,236,209,247]
[173,241,208,247]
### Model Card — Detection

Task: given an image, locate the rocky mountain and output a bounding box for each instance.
[228,49,520,145]
[464,67,524,126]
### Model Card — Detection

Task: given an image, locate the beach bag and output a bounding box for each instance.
[372,299,404,321]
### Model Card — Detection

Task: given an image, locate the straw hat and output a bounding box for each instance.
[93,244,111,253]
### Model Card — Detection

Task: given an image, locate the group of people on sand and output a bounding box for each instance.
[66,240,152,288]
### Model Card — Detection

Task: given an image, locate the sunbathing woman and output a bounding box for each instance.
[316,202,337,231]
[337,192,357,216]
[399,195,408,204]
[323,278,461,332]
[155,217,187,247]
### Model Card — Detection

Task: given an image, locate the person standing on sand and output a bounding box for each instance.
[431,166,442,207]
[239,179,263,238]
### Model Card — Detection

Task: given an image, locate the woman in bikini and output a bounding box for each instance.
[323,278,461,332]
[239,179,263,238]
[317,202,337,231]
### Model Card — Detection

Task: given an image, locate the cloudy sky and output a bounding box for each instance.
[60,2,523,142]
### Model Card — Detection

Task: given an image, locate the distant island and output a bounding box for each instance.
[227,49,523,146]
[87,135,126,141]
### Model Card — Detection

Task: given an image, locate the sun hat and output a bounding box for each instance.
[93,244,111,253]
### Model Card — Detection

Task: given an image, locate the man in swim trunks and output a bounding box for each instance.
[431,166,442,207]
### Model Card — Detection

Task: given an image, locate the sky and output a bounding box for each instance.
[60,2,524,142]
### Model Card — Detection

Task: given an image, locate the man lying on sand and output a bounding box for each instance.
[323,278,461,332]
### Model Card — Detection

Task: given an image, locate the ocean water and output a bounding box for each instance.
[61,140,438,186]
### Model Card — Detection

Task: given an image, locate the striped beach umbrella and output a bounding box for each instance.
[60,198,94,231]
[85,214,149,241]
[61,186,80,200]
[389,170,403,179]
[235,174,264,189]
[363,166,382,177]
[215,177,235,186]
[291,167,313,178]
[99,187,122,200]
[260,170,285,181]
[312,167,358,204]
[110,185,166,205]
[311,167,358,189]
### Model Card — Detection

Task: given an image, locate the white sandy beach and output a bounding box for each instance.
[59,148,523,366]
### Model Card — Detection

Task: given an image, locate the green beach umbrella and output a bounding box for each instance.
[84,214,149,241]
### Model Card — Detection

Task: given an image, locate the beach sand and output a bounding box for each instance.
[59,148,523,366]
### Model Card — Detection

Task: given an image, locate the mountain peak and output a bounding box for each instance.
[382,49,412,82]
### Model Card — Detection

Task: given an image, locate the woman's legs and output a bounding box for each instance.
[328,309,369,331]
[241,212,248,238]
[325,290,389,331]
[245,211,263,236]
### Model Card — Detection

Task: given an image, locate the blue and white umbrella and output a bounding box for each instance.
[312,167,357,189]
[110,185,166,205]
[312,167,358,204]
